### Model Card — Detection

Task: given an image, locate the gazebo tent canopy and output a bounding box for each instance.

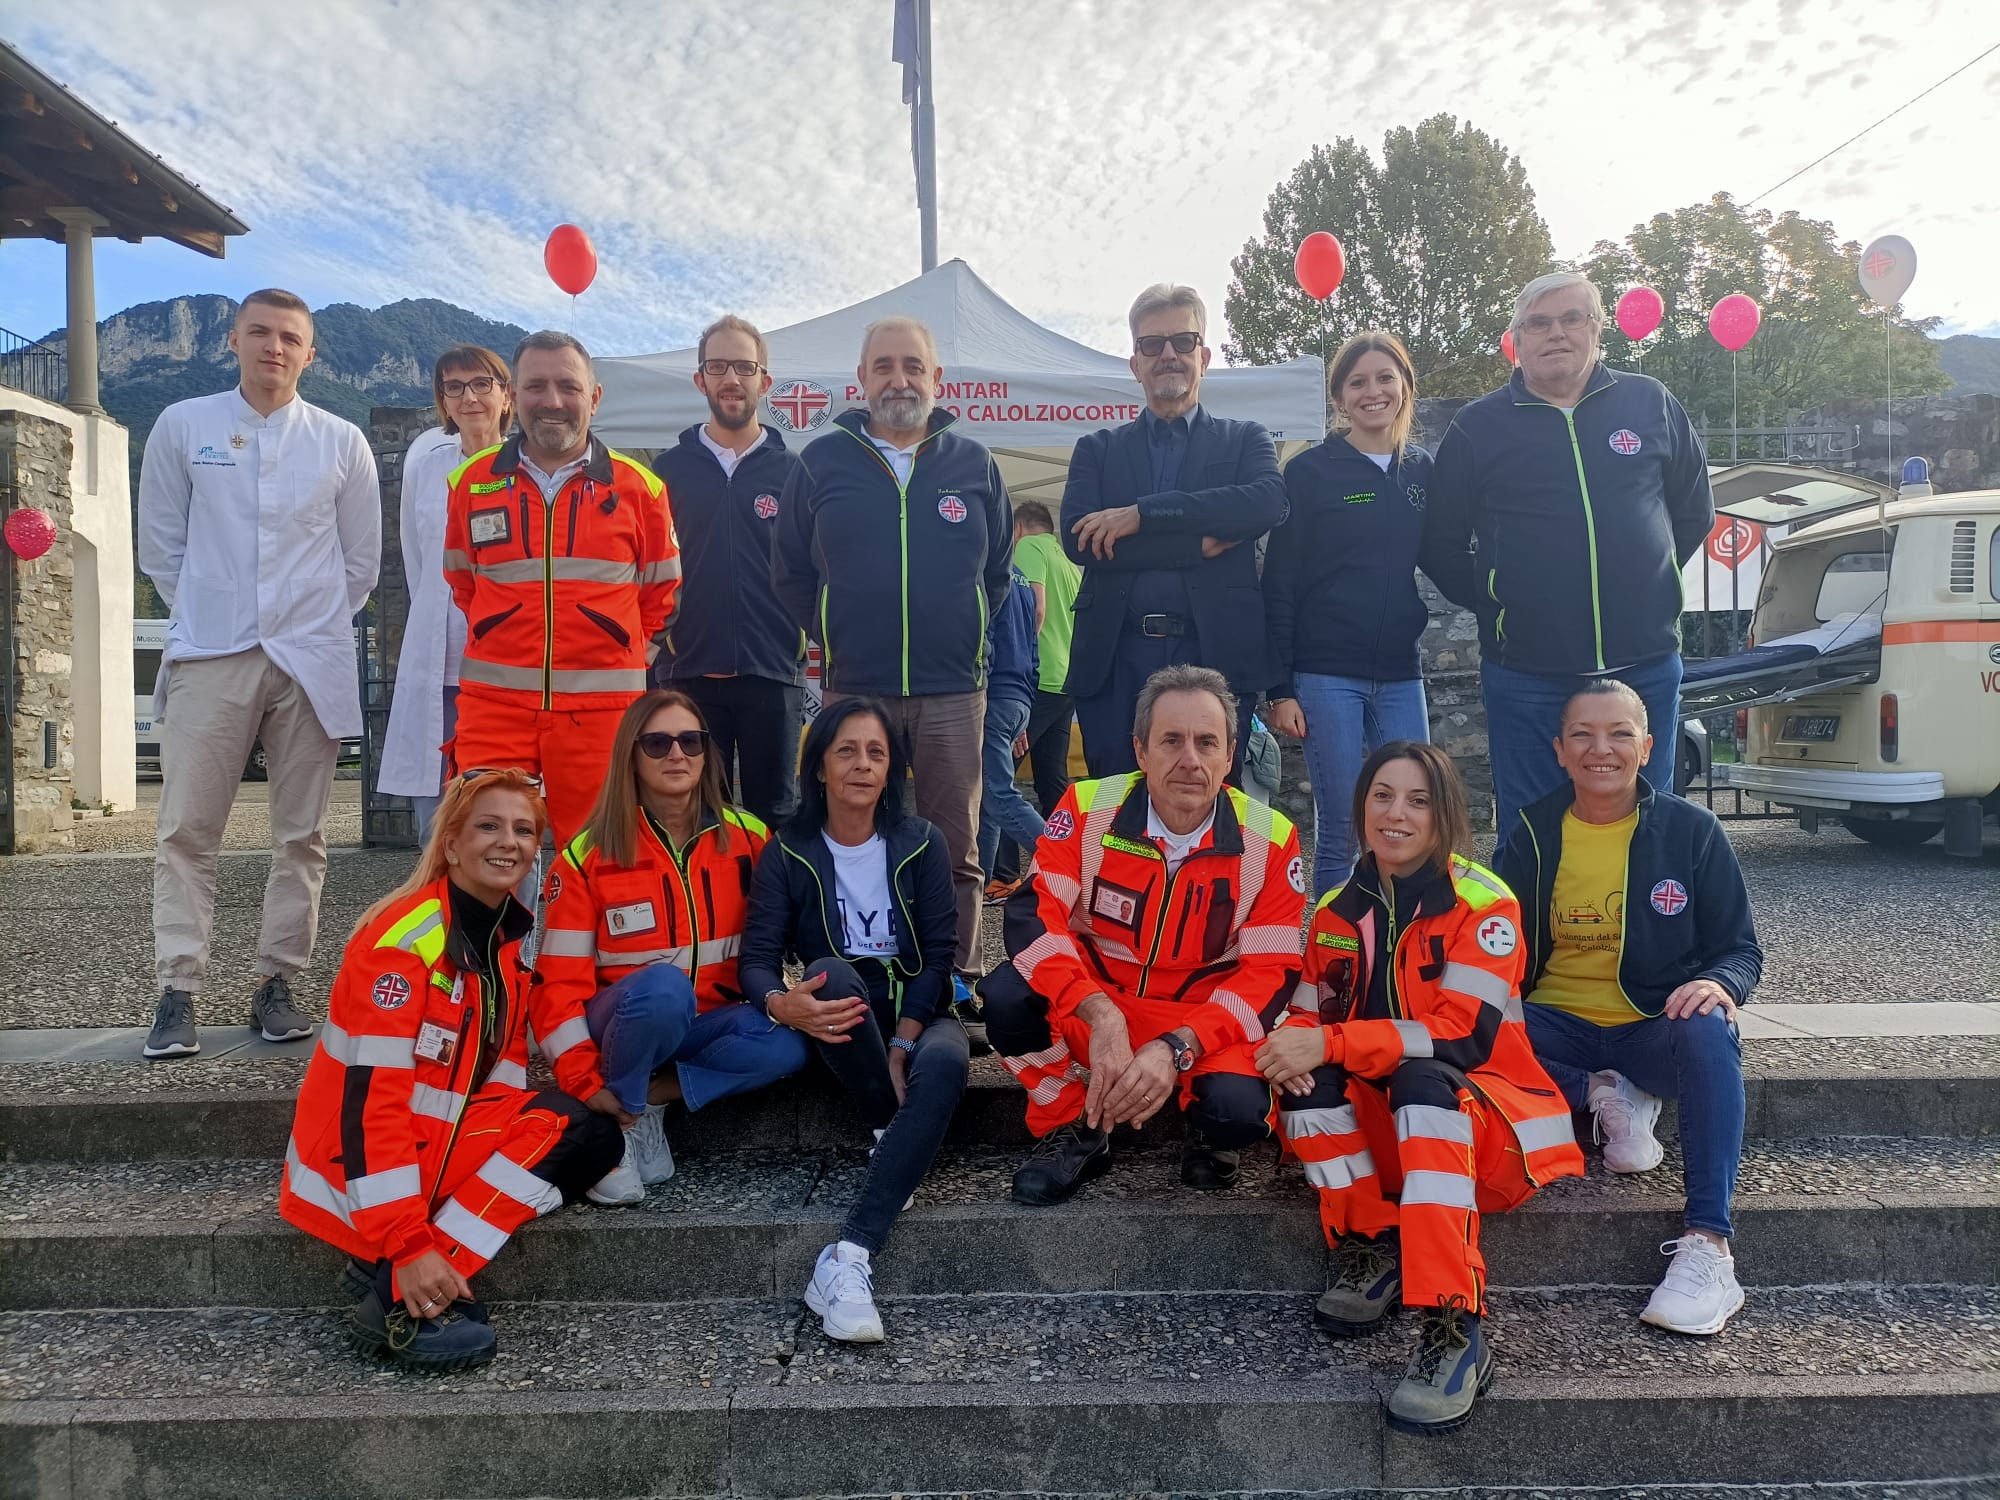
[594,259,1325,503]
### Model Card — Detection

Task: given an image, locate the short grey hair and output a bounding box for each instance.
[515,329,594,380]
[1510,272,1605,335]
[1128,283,1207,344]
[859,315,939,368]
[1133,663,1237,745]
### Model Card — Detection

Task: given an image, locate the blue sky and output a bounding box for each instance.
[3,0,1997,357]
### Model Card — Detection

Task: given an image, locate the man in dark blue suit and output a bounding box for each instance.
[1062,284,1286,779]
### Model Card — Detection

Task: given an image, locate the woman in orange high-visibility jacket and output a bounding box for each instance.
[1255,741,1582,1436]
[279,768,623,1372]
[538,690,811,1205]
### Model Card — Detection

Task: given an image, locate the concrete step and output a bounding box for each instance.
[4,1055,1995,1164]
[2,1287,1995,1498]
[3,1136,1994,1311]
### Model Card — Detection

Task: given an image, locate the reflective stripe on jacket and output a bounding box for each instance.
[538,807,769,1015]
[1294,855,1583,1197]
[1003,773,1306,1056]
[445,434,681,708]
[278,879,605,1266]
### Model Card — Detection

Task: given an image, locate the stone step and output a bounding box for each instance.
[4,1055,1995,1165]
[3,1136,1994,1311]
[3,1287,1995,1498]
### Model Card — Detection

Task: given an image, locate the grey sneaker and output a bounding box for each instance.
[142,988,200,1059]
[251,974,315,1042]
[1387,1297,1492,1435]
[1314,1231,1402,1335]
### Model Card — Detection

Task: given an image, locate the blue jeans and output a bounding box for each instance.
[1291,672,1429,898]
[977,694,1050,877]
[583,965,810,1115]
[1482,654,1683,853]
[1524,1001,1743,1239]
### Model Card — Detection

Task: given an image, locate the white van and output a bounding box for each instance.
[1688,463,1999,857]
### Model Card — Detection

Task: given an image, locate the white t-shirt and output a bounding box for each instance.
[869,432,918,489]
[699,424,749,479]
[823,832,899,958]
[1146,800,1216,875]
[1363,450,1393,472]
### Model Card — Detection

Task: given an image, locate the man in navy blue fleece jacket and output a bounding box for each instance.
[1420,272,1713,842]
[772,317,1013,977]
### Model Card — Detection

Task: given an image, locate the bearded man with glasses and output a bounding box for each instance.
[1061,284,1285,783]
[1419,272,1714,846]
[650,316,806,826]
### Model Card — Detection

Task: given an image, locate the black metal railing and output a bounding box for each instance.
[0,327,67,405]
[1695,423,1860,467]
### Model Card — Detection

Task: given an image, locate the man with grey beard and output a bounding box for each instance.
[773,316,1014,986]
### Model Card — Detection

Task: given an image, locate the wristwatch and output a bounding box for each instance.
[1159,1032,1196,1073]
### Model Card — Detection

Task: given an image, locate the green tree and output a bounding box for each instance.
[1223,115,1555,397]
[1580,193,1948,433]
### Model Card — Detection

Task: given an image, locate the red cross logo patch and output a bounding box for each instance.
[766,380,832,432]
[1650,879,1688,916]
[371,972,412,1011]
[1609,429,1642,456]
[1863,249,1896,281]
[1042,808,1074,841]
[937,494,967,523]
[753,494,779,519]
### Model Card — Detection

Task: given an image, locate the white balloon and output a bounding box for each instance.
[1858,235,1917,307]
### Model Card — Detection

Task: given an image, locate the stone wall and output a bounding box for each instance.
[2,410,77,853]
[1800,393,2000,491]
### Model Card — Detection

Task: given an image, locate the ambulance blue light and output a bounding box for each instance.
[1901,456,1930,485]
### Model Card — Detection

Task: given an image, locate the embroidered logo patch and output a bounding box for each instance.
[468,479,510,495]
[1476,915,1517,956]
[1043,808,1074,841]
[1608,428,1643,456]
[1286,855,1307,893]
[546,870,562,903]
[937,494,968,523]
[1650,879,1689,915]
[1403,484,1427,510]
[371,973,412,1011]
[753,494,779,519]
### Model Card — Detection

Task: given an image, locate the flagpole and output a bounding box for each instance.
[916,0,938,272]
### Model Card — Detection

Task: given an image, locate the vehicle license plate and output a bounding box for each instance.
[1781,714,1841,742]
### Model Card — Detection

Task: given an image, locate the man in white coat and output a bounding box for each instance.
[136,289,382,1059]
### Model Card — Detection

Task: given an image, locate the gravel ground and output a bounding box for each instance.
[63,779,366,855]
[499,1489,2000,1500]
[3,1286,1990,1403]
[4,1137,1991,1228]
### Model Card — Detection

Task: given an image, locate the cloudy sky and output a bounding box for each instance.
[3,0,1997,359]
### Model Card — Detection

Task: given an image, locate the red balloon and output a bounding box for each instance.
[1500,329,1516,364]
[1293,232,1346,301]
[3,507,56,561]
[1708,293,1761,353]
[1616,286,1664,342]
[544,224,598,297]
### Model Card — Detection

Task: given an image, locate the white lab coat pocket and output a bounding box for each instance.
[176,577,240,651]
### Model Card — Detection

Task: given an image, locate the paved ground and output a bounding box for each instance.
[0,805,1994,1031]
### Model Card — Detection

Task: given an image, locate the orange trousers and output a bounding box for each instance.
[448,688,631,845]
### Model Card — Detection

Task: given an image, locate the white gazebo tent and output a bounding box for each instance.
[594,259,1325,503]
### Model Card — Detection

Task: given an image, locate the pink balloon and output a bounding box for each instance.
[1708,293,1761,353]
[1499,329,1516,364]
[1616,286,1664,342]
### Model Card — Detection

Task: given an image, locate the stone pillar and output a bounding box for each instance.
[50,209,109,416]
[2,409,78,853]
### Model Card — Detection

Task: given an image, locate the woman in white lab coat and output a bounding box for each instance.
[379,347,514,838]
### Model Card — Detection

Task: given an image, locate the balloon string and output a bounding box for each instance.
[1731,352,1739,463]
[1884,306,1894,481]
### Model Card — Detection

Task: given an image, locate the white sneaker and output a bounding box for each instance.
[804,1241,884,1343]
[630,1104,675,1185]
[586,1132,646,1206]
[1641,1234,1745,1336]
[1586,1070,1665,1173]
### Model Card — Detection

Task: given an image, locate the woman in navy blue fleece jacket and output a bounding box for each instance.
[1265,332,1434,896]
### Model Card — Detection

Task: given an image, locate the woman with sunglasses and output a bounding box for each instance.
[538,690,811,1203]
[379,347,514,839]
[280,767,624,1371]
[739,697,969,1344]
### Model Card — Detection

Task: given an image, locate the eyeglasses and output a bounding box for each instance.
[1518,311,1600,337]
[1135,332,1202,358]
[441,375,504,398]
[700,359,766,378]
[637,729,710,759]
[459,766,543,790]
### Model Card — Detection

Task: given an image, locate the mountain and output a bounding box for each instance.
[1938,333,2000,397]
[39,294,529,463]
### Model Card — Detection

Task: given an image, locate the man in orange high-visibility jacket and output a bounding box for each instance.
[979,663,1306,1204]
[443,332,680,841]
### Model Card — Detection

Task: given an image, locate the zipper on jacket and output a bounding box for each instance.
[649,818,706,994]
[1513,393,1611,672]
[540,488,557,709]
[840,426,943,697]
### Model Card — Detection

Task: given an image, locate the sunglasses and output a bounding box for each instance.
[1134,332,1201,358]
[638,730,710,759]
[459,766,544,791]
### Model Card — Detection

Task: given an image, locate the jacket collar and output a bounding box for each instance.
[1508,360,1618,408]
[675,423,789,461]
[832,406,958,445]
[1107,774,1244,858]
[1523,776,1657,835]
[440,876,534,972]
[1349,853,1458,924]
[487,431,616,485]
